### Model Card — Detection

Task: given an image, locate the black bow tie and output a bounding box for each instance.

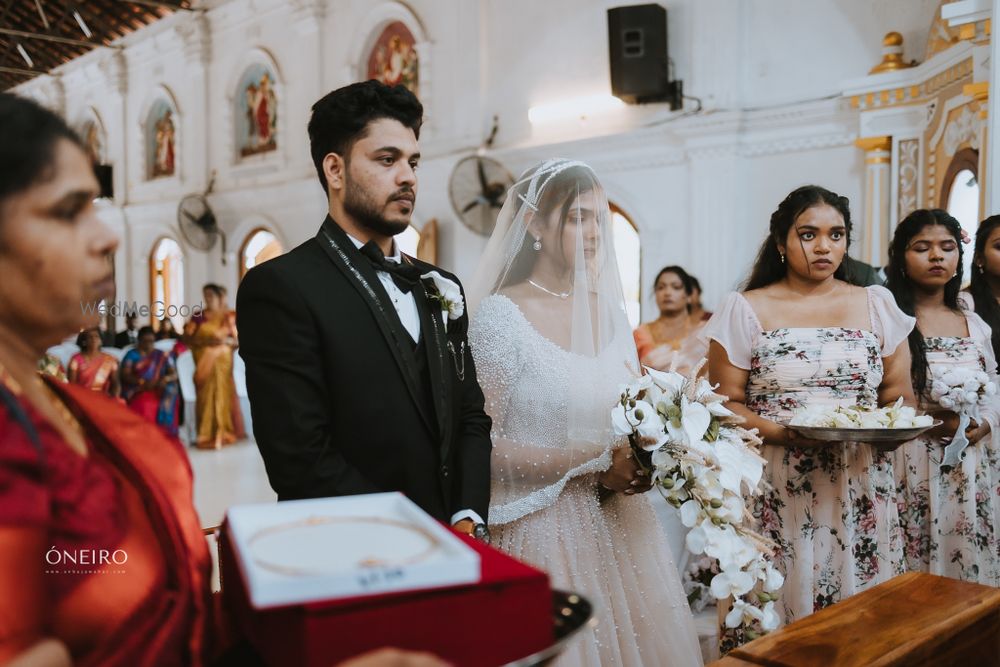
[359,241,423,293]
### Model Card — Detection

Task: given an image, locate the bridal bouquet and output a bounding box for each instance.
[611,361,783,638]
[929,367,997,467]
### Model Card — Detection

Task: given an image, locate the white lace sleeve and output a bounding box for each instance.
[470,295,614,525]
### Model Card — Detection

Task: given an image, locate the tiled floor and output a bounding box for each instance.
[189,438,276,529]
[187,438,275,591]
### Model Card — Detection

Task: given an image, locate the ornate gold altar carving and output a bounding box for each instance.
[898,139,919,220]
[850,59,973,111]
[848,1,991,264]
[927,3,962,59]
[870,32,915,74]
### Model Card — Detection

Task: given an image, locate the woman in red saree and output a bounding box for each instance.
[66,328,120,397]
[0,93,216,667]
[184,284,244,449]
[121,326,181,440]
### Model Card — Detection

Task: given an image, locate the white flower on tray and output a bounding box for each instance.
[611,359,777,642]
[787,397,933,430]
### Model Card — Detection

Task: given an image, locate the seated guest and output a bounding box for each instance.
[97,318,115,346]
[156,316,181,341]
[67,327,120,397]
[37,352,67,382]
[114,312,139,348]
[121,325,181,440]
[634,265,707,376]
[688,275,713,323]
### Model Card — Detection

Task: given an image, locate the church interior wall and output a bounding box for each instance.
[13,0,945,325]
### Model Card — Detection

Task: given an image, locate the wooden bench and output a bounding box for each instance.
[708,572,1000,666]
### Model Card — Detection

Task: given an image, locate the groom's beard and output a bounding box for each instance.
[343,178,412,238]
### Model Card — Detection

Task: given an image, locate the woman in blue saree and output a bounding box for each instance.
[121,326,181,439]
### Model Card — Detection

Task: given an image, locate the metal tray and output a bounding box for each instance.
[786,420,942,443]
[504,589,595,666]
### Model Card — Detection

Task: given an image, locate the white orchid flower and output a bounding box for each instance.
[711,568,755,600]
[644,367,686,396]
[680,395,712,444]
[679,499,704,528]
[650,447,679,471]
[759,601,780,631]
[610,403,632,436]
[707,401,735,418]
[761,563,784,592]
[724,599,761,629]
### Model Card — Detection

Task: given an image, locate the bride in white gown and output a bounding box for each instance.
[468,159,703,666]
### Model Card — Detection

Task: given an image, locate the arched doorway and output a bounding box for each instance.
[941,148,980,282]
[150,237,185,331]
[610,203,641,328]
[239,228,284,280]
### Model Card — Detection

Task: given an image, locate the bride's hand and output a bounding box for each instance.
[598,447,651,495]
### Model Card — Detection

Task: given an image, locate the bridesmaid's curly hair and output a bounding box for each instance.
[885,208,964,395]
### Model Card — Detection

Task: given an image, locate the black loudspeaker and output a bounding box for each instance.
[607,4,682,107]
[94,163,113,199]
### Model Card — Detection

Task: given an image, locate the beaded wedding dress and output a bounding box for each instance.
[468,159,702,667]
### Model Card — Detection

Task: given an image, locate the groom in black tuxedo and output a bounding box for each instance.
[237,81,492,536]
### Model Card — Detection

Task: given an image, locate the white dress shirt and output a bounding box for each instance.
[347,234,420,343]
[347,234,483,528]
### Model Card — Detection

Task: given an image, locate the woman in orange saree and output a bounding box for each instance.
[0,93,217,667]
[184,284,245,449]
[66,327,120,397]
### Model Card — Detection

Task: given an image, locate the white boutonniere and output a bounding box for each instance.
[421,271,465,331]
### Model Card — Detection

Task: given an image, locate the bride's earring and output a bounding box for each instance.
[533,237,542,251]
[780,252,785,264]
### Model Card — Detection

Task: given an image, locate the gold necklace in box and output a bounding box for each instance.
[248,515,442,576]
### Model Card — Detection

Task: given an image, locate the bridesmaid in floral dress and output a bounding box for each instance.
[703,186,917,642]
[886,209,1000,585]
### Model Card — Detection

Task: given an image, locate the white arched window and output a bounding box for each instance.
[946,169,979,282]
[240,228,284,279]
[611,204,641,328]
[150,237,185,331]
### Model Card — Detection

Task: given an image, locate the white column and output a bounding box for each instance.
[855,136,892,266]
[988,0,1000,213]
[688,147,744,307]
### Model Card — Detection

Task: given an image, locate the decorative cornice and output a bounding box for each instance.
[291,0,326,33]
[99,51,128,95]
[855,136,892,152]
[176,14,211,67]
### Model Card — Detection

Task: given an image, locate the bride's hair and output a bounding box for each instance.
[885,208,963,395]
[500,162,598,289]
[743,185,854,291]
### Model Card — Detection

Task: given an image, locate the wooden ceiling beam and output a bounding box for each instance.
[0,27,98,48]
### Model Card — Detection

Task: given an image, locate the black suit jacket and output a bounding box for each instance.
[114,330,136,348]
[236,217,492,522]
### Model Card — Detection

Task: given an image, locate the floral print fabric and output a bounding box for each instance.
[894,332,1000,585]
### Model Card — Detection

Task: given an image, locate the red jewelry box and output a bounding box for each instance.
[220,523,553,667]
